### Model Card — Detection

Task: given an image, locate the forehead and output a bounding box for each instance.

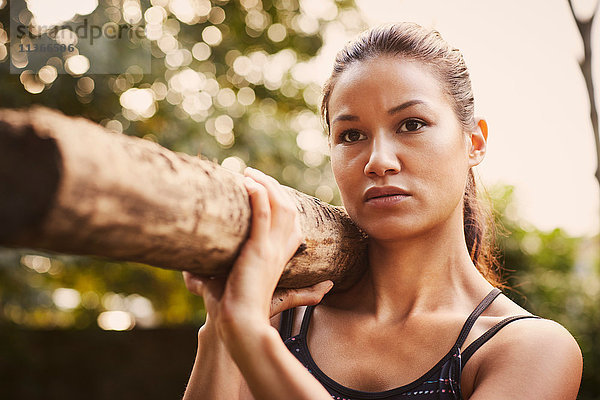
[328,57,451,117]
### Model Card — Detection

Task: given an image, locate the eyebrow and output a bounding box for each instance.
[387,100,426,115]
[331,100,427,125]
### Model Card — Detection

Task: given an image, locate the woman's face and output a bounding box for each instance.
[328,57,486,241]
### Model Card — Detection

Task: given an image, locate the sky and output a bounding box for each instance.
[311,0,599,237]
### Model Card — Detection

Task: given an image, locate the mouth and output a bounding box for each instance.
[363,186,410,202]
[369,194,407,200]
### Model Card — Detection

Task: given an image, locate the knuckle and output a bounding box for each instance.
[292,224,303,238]
[252,183,267,194]
[253,208,270,220]
[242,240,269,259]
[280,204,296,215]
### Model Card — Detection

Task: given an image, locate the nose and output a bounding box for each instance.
[363,134,401,177]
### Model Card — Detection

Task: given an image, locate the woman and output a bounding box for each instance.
[182,23,583,399]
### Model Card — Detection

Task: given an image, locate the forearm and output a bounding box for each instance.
[225,324,331,400]
[183,321,244,400]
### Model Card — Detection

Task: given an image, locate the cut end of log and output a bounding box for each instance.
[0,108,62,242]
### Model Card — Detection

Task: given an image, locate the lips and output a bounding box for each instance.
[364,186,410,202]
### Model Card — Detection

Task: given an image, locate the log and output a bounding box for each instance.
[0,106,368,290]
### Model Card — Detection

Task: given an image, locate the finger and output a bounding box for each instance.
[270,280,334,316]
[183,272,226,303]
[245,168,295,228]
[276,210,304,266]
[243,176,271,242]
[182,271,205,296]
[199,277,228,316]
[244,167,283,198]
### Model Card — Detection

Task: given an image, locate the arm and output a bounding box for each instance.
[227,324,333,400]
[182,284,334,400]
[468,319,583,400]
[183,316,243,400]
[183,166,334,400]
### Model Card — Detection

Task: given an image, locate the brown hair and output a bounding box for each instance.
[322,23,503,287]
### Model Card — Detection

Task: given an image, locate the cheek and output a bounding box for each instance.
[424,145,470,205]
[331,151,363,206]
[331,154,352,194]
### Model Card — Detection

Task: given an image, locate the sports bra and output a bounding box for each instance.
[279,288,540,399]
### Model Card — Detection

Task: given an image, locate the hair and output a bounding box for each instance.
[321,22,503,287]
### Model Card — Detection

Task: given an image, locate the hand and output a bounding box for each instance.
[184,272,334,318]
[183,167,333,341]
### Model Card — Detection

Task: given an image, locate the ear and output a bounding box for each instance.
[468,118,487,168]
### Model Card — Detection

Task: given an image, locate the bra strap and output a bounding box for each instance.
[461,315,541,366]
[278,308,295,341]
[299,305,315,337]
[297,290,502,344]
[454,288,502,349]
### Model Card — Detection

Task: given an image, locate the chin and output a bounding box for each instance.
[356,216,424,241]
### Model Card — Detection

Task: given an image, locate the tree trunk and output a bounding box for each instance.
[0,106,368,290]
[567,0,600,230]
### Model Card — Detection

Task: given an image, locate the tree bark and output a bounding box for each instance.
[0,106,368,290]
[568,0,600,197]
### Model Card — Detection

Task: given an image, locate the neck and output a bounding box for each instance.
[333,211,493,321]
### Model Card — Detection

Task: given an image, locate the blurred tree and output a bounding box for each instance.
[491,185,599,400]
[567,0,600,193]
[0,1,597,397]
[0,0,365,331]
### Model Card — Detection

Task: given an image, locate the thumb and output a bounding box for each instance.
[270,280,334,317]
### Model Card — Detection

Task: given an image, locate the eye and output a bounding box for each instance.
[339,129,366,143]
[398,119,426,133]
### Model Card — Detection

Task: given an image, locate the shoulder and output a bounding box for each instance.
[467,316,582,400]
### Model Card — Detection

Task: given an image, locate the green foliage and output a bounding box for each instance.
[0,0,364,330]
[0,1,597,397]
[491,185,599,400]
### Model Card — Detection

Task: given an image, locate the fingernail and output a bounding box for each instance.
[325,280,334,292]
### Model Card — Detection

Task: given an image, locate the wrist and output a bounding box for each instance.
[220,317,274,355]
[198,316,230,356]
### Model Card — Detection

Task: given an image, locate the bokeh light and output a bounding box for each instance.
[315,185,334,202]
[169,0,211,24]
[221,156,246,173]
[202,25,222,46]
[21,254,51,273]
[123,0,142,24]
[52,288,81,310]
[267,23,287,42]
[65,55,90,75]
[144,5,167,24]
[209,6,226,24]
[119,88,156,119]
[214,114,234,133]
[192,42,211,61]
[19,70,45,94]
[38,65,58,84]
[105,119,123,133]
[237,87,255,106]
[97,310,134,331]
[27,0,98,27]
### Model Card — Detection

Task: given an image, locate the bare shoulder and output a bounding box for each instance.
[468,312,583,399]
